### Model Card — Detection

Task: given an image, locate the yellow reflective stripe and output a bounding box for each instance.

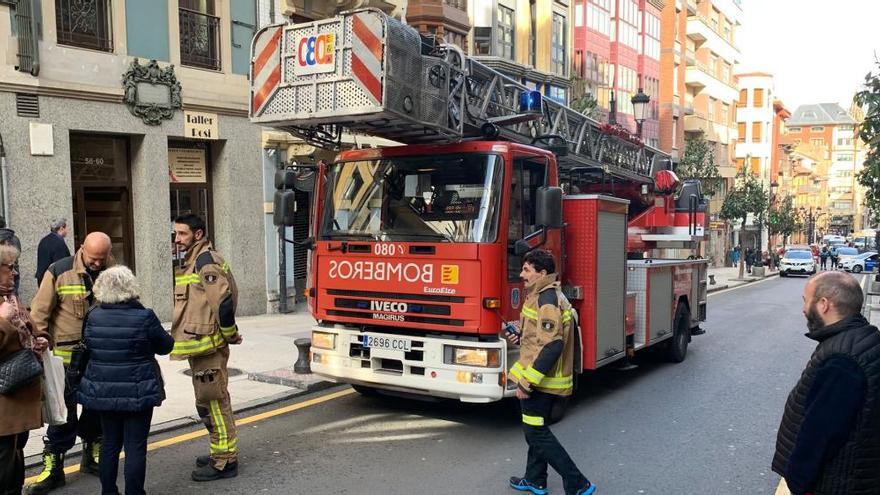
[170,333,224,355]
[57,284,87,295]
[220,262,230,273]
[538,375,573,389]
[509,361,525,380]
[219,325,237,338]
[522,414,545,426]
[174,274,201,286]
[35,454,56,482]
[208,400,236,454]
[523,366,546,385]
[53,348,72,364]
[562,310,572,323]
[521,306,539,320]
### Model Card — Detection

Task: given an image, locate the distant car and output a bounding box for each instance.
[779,250,816,277]
[835,247,860,266]
[840,252,879,273]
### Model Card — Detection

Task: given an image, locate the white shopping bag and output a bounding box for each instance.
[42,353,67,426]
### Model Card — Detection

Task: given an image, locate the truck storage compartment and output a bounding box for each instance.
[563,194,629,370]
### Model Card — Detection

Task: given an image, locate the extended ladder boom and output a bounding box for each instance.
[250,8,669,183]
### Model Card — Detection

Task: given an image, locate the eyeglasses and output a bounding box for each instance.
[0,263,17,272]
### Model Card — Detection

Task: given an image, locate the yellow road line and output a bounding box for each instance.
[25,388,355,484]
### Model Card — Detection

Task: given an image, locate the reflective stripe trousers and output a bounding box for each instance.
[189,346,238,469]
[521,391,589,495]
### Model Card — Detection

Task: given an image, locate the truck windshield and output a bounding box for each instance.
[320,154,504,243]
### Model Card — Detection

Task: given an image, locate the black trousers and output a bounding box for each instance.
[99,409,153,495]
[0,432,28,495]
[520,391,589,495]
[45,380,101,454]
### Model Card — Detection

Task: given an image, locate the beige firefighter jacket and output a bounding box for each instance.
[171,240,239,360]
[30,249,111,364]
[509,273,575,396]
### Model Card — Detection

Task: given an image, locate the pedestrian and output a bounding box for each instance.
[819,246,829,270]
[733,245,741,267]
[0,244,49,494]
[0,216,22,295]
[77,266,174,495]
[772,271,880,495]
[830,245,839,270]
[507,250,595,495]
[35,218,71,286]
[171,214,242,481]
[27,232,114,495]
[745,248,754,274]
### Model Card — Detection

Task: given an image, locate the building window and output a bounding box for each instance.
[708,97,717,121]
[811,138,825,147]
[529,1,536,67]
[444,0,465,8]
[586,1,611,37]
[551,13,566,76]
[180,0,221,70]
[55,0,113,52]
[735,158,744,172]
[721,103,729,125]
[836,153,854,162]
[811,126,824,131]
[737,122,745,142]
[672,118,678,148]
[753,88,764,108]
[788,127,801,132]
[474,27,491,55]
[750,157,761,175]
[497,5,515,60]
[752,122,762,142]
[738,89,747,108]
[574,50,584,78]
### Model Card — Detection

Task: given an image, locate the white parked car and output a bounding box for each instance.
[840,252,879,273]
[779,250,816,277]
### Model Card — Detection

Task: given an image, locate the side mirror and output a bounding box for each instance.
[536,187,563,228]
[514,239,531,256]
[273,190,297,226]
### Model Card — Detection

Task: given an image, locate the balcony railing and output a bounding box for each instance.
[56,0,113,52]
[179,8,221,71]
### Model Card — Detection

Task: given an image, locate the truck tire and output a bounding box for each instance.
[548,330,582,425]
[667,305,690,363]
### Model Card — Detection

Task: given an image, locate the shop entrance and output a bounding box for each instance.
[70,134,135,268]
[169,141,213,261]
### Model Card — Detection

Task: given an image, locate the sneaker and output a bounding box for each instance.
[509,476,548,495]
[25,452,65,495]
[191,462,239,482]
[195,455,212,467]
[575,482,596,495]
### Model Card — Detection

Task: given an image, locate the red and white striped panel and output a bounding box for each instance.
[350,12,383,105]
[251,26,283,117]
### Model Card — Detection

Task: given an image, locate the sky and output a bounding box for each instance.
[737,0,880,111]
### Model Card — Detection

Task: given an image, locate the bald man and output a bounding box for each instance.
[772,272,880,495]
[28,232,114,495]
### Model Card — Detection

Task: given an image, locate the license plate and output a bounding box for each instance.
[363,334,411,352]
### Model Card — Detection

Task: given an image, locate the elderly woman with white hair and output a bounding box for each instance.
[77,266,174,495]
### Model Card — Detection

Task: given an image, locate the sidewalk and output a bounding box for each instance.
[24,310,322,459]
[706,264,779,293]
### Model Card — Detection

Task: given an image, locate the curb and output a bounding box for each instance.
[706,271,779,294]
[706,283,729,293]
[24,376,336,469]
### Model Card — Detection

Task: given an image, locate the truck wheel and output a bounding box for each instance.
[667,305,690,363]
[352,384,381,397]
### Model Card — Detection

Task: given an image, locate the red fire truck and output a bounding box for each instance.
[250,9,709,409]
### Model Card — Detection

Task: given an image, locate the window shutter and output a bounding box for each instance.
[126,0,170,61]
[230,0,256,75]
[12,0,40,75]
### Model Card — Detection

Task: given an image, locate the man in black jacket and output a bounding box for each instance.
[35,218,70,285]
[772,271,880,495]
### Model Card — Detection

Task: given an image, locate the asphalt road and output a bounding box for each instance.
[38,274,831,495]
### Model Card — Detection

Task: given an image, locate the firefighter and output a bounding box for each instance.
[27,232,113,495]
[507,250,596,495]
[171,214,241,481]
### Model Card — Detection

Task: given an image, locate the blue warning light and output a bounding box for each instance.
[519,90,542,113]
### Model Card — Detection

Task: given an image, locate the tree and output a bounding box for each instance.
[767,196,802,248]
[855,58,880,254]
[720,169,769,278]
[569,76,600,119]
[675,135,722,196]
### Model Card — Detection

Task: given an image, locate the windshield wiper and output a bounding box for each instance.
[323,232,380,241]
[387,232,453,242]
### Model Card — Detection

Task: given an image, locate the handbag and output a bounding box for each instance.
[65,306,95,392]
[0,348,43,395]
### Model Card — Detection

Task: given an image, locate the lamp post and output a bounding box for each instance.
[609,90,617,125]
[799,206,823,244]
[631,88,650,139]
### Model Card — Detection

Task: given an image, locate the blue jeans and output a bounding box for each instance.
[99,409,153,495]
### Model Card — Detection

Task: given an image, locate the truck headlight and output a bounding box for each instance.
[312,331,336,350]
[444,346,500,367]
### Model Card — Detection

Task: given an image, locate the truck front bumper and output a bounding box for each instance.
[309,324,516,403]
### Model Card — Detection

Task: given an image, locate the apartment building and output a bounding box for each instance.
[469,0,572,102]
[777,145,829,244]
[572,0,662,147]
[658,0,686,162]
[734,73,775,182]
[786,103,863,236]
[1,0,266,318]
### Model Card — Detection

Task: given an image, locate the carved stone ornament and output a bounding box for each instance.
[122,58,182,126]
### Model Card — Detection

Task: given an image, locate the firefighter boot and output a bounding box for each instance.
[191,461,239,482]
[195,455,212,467]
[26,452,65,495]
[79,441,100,476]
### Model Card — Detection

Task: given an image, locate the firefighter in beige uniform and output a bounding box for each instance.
[27,232,113,495]
[507,250,595,495]
[172,214,241,482]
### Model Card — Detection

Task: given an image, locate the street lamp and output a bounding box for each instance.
[609,90,617,125]
[631,88,650,138]
[799,206,823,244]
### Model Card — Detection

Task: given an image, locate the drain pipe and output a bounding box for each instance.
[0,131,9,223]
